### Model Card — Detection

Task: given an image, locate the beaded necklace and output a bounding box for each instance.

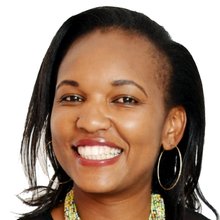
[64,189,165,220]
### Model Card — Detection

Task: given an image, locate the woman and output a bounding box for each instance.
[19,6,218,220]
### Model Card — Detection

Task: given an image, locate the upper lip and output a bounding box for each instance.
[72,138,120,149]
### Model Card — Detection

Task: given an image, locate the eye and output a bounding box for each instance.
[113,96,139,105]
[59,94,85,103]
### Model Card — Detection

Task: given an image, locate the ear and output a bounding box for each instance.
[161,106,187,150]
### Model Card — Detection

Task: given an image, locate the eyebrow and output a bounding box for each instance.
[56,79,147,97]
[56,80,79,90]
[111,79,148,97]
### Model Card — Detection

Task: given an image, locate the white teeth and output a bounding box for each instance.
[77,146,122,160]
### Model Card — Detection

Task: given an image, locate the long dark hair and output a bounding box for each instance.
[19,6,218,219]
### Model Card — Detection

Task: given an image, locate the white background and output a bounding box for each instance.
[0,0,219,219]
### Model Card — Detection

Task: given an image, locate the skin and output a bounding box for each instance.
[50,29,186,220]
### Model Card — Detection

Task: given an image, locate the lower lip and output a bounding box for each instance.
[74,152,121,167]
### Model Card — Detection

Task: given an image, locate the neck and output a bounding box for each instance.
[74,185,151,220]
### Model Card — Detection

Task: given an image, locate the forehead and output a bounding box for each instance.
[58,29,170,90]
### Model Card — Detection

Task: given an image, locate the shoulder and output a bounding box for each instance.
[184,208,210,220]
[17,211,53,220]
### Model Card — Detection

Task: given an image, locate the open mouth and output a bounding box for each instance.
[73,146,123,160]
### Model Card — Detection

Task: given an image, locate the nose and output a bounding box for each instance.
[76,104,112,133]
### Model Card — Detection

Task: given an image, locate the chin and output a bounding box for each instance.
[74,179,122,195]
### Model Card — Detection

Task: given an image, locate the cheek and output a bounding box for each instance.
[114,110,164,184]
[117,108,165,175]
[50,108,76,171]
[50,108,75,144]
[117,110,164,148]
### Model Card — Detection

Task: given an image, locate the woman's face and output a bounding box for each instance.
[51,30,169,194]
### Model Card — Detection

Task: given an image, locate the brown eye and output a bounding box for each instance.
[60,94,84,103]
[113,96,139,105]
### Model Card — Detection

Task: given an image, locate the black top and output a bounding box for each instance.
[19,208,210,220]
[185,209,210,220]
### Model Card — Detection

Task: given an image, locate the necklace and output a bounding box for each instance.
[64,189,165,220]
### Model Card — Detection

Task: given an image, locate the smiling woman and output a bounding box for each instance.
[51,29,168,200]
[18,6,218,220]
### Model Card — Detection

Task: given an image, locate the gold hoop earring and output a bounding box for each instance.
[157,146,183,191]
[49,178,72,185]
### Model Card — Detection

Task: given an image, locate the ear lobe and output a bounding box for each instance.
[162,106,187,150]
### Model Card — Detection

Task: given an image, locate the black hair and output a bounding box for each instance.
[19,6,218,220]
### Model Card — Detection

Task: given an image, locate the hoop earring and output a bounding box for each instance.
[157,146,183,191]
[49,178,72,185]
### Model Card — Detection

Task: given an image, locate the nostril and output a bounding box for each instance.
[75,113,112,133]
